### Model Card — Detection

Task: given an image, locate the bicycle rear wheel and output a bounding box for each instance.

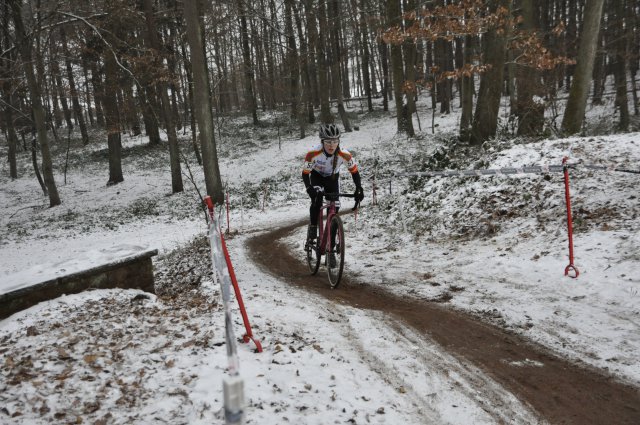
[305,236,320,275]
[326,215,345,288]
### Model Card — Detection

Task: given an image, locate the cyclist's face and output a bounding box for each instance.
[323,138,339,154]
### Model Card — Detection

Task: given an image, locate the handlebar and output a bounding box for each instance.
[314,189,360,210]
[322,192,355,198]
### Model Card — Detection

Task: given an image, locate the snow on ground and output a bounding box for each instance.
[1,99,639,423]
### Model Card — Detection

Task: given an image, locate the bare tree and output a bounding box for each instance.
[317,0,334,123]
[1,0,19,179]
[329,0,352,131]
[611,0,629,130]
[561,0,606,135]
[516,0,545,136]
[10,0,61,206]
[103,48,123,186]
[293,1,316,123]
[459,34,475,139]
[470,0,510,145]
[237,0,259,125]
[142,0,183,193]
[184,0,224,203]
[60,26,90,145]
[359,0,374,111]
[386,0,414,136]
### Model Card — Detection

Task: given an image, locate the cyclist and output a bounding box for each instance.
[302,124,364,265]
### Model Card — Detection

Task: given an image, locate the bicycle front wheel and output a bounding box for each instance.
[305,236,320,275]
[326,215,345,288]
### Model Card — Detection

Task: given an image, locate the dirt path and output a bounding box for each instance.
[247,220,640,425]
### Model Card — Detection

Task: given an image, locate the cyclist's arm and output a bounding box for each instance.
[351,171,361,188]
[302,172,311,189]
[302,148,320,189]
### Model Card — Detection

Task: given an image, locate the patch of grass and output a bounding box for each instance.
[126,198,160,218]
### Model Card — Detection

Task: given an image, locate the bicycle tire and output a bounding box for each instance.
[326,215,345,288]
[305,235,320,275]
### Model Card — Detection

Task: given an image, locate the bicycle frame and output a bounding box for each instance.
[305,190,358,288]
[316,199,339,257]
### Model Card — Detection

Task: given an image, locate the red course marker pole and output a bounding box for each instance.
[205,196,263,352]
[562,157,579,278]
[219,233,263,352]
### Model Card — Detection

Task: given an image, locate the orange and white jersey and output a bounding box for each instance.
[302,145,358,177]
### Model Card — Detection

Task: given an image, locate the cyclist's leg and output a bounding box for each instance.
[308,172,324,240]
[324,174,340,248]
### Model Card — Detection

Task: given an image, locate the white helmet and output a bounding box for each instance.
[319,123,340,139]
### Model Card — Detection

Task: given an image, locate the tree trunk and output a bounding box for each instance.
[380,39,390,111]
[435,38,451,114]
[90,61,106,127]
[330,0,352,131]
[52,58,73,130]
[460,35,474,140]
[2,87,19,179]
[1,4,19,178]
[48,37,63,128]
[387,0,414,136]
[249,12,266,112]
[141,86,161,145]
[516,0,545,136]
[591,27,606,105]
[264,1,277,110]
[184,0,224,203]
[10,0,60,206]
[404,0,418,121]
[284,0,300,120]
[565,0,578,89]
[211,26,229,113]
[31,138,47,196]
[103,51,124,186]
[143,0,183,193]
[81,58,95,127]
[122,82,140,135]
[629,0,639,115]
[166,24,182,131]
[612,0,629,130]
[293,1,315,124]
[470,0,509,145]
[561,0,606,135]
[180,41,202,165]
[317,0,334,122]
[360,0,373,111]
[237,0,259,125]
[60,27,89,145]
[303,0,320,110]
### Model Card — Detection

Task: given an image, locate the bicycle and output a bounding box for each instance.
[304,188,359,288]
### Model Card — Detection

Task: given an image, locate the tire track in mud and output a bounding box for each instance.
[247,220,640,424]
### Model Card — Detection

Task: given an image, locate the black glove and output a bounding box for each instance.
[306,186,317,200]
[354,186,364,202]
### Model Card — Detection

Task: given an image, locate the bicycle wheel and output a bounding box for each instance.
[326,215,345,288]
[305,235,320,275]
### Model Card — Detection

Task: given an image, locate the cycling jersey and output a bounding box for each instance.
[302,145,358,177]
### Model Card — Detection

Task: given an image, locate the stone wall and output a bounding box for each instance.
[0,250,157,319]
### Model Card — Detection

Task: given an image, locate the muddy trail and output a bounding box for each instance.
[247,219,640,424]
